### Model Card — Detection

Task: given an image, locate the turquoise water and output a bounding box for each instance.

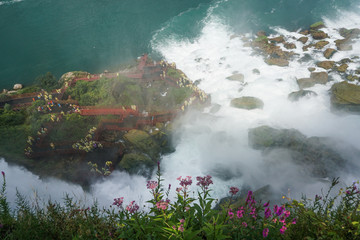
[0,0,357,89]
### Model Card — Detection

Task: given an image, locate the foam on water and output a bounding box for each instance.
[0,0,23,6]
[150,6,360,200]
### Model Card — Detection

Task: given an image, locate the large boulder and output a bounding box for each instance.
[314,40,329,49]
[288,90,317,101]
[317,61,335,70]
[335,39,353,51]
[123,129,160,159]
[231,96,264,110]
[117,153,155,176]
[265,58,289,67]
[297,72,328,89]
[13,84,23,90]
[310,21,325,31]
[248,125,346,178]
[226,73,245,82]
[311,30,329,40]
[298,36,308,44]
[337,64,348,73]
[330,81,360,111]
[323,48,336,59]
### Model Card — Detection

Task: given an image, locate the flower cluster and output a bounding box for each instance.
[177,176,192,188]
[229,186,239,196]
[112,197,124,208]
[156,199,170,210]
[196,175,213,190]
[146,180,158,190]
[126,201,139,214]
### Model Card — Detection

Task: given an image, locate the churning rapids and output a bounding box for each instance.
[2,2,360,208]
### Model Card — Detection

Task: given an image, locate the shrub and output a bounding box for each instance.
[36,72,59,90]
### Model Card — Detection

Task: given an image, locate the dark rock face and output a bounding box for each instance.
[288,90,317,101]
[248,125,347,178]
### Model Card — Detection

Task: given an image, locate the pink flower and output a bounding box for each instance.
[284,210,291,218]
[146,180,158,190]
[280,226,287,234]
[1,171,4,177]
[126,201,139,213]
[263,201,270,207]
[229,187,239,195]
[264,208,272,218]
[196,175,213,190]
[179,219,185,223]
[112,197,124,208]
[178,176,192,188]
[246,191,253,203]
[156,199,169,210]
[228,210,234,219]
[185,206,190,212]
[263,228,269,238]
[176,187,182,192]
[292,218,297,224]
[237,209,244,218]
[242,222,247,227]
[178,224,184,232]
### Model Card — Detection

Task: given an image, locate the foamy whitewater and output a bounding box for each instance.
[1,1,360,208]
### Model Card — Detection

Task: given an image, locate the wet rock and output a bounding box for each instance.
[346,75,359,82]
[288,89,317,101]
[337,64,349,73]
[284,42,296,49]
[310,21,325,31]
[117,153,155,176]
[330,81,360,111]
[231,96,264,110]
[298,54,313,63]
[308,67,316,72]
[268,36,285,43]
[123,129,160,159]
[302,45,311,51]
[339,28,360,39]
[314,40,329,49]
[323,48,336,59]
[297,72,328,89]
[310,72,328,83]
[252,68,260,75]
[210,103,221,113]
[335,39,353,51]
[298,36,308,44]
[338,58,352,64]
[256,31,267,37]
[13,84,23,90]
[248,125,346,178]
[265,58,289,67]
[226,73,245,82]
[311,30,329,40]
[300,30,309,35]
[316,61,335,70]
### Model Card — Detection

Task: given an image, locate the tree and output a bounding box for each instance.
[36,72,58,90]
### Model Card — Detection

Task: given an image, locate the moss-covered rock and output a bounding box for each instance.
[231,97,264,110]
[268,36,284,43]
[316,61,335,70]
[298,36,308,44]
[337,64,348,73]
[297,72,328,89]
[330,81,360,111]
[248,125,346,178]
[311,30,328,40]
[323,48,336,59]
[288,90,317,101]
[335,39,353,51]
[314,40,329,49]
[284,42,296,49]
[310,21,325,30]
[123,129,160,159]
[117,153,155,176]
[265,58,289,67]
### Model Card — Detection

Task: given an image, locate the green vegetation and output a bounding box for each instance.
[254,35,268,42]
[36,72,59,90]
[310,21,325,29]
[167,68,182,79]
[1,168,359,239]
